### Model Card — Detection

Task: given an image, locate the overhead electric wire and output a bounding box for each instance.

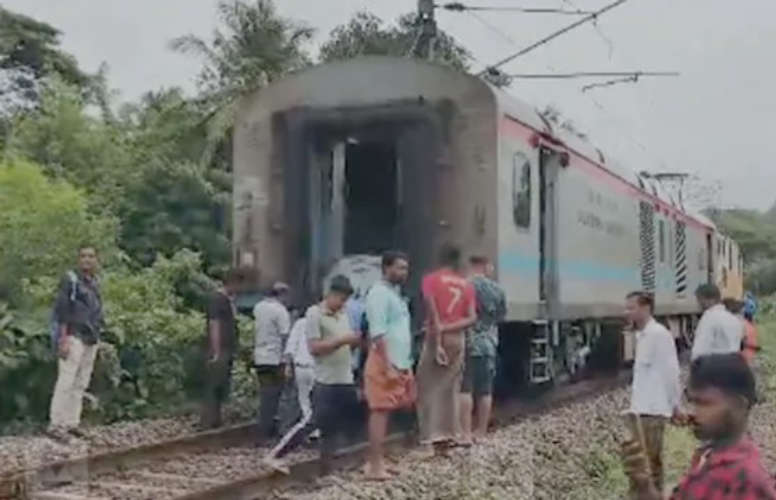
[560,0,614,57]
[466,10,519,45]
[508,71,680,79]
[477,0,630,76]
[581,75,638,92]
[439,2,593,15]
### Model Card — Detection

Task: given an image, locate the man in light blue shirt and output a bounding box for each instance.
[363,251,416,480]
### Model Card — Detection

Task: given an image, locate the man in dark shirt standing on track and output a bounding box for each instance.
[48,245,104,440]
[622,353,776,499]
[200,269,243,430]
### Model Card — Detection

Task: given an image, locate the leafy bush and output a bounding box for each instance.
[3,254,213,428]
[0,159,119,306]
[0,303,55,428]
[8,80,135,211]
[745,259,776,296]
[118,161,231,277]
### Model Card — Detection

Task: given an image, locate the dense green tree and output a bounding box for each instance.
[0,7,88,87]
[319,11,471,71]
[8,80,134,211]
[712,209,776,263]
[118,160,230,275]
[171,0,314,166]
[118,87,209,165]
[8,81,231,272]
[0,159,119,305]
[0,6,91,131]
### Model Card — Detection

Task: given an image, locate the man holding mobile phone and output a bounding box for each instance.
[625,291,681,496]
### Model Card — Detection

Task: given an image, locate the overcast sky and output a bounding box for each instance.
[5,0,774,211]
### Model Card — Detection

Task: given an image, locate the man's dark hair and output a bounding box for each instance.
[328,274,354,296]
[266,281,290,298]
[723,298,743,314]
[695,283,721,302]
[78,244,98,254]
[626,291,655,312]
[438,243,462,268]
[469,255,490,266]
[382,250,409,271]
[689,353,756,408]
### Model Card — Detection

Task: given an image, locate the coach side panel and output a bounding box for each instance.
[552,157,641,320]
[496,116,542,321]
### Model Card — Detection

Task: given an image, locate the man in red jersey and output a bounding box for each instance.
[416,243,477,457]
[622,353,776,500]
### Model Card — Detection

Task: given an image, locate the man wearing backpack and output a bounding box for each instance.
[48,245,104,440]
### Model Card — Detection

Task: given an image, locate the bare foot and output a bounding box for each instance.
[454,437,473,448]
[364,463,400,475]
[433,441,453,458]
[417,443,437,461]
[363,467,392,482]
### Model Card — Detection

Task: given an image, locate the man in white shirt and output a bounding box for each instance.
[625,291,681,496]
[692,284,745,361]
[263,315,316,473]
[253,282,291,441]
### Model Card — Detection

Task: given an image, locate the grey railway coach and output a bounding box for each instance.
[233,56,741,387]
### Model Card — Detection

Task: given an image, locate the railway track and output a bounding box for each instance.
[2,369,631,500]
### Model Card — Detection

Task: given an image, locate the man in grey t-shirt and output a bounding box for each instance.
[306,275,361,474]
[253,282,291,440]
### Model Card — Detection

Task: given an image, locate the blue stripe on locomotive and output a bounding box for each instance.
[499,252,676,289]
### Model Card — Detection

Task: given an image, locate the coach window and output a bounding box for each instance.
[512,152,531,229]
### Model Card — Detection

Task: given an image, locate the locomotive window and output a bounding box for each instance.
[512,152,531,228]
[658,220,666,263]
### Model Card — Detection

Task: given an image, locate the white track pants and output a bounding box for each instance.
[267,365,315,458]
[49,336,98,429]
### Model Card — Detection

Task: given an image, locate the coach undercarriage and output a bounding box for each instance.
[495,312,697,397]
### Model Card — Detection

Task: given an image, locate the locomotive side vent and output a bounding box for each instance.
[675,222,688,296]
[639,201,656,291]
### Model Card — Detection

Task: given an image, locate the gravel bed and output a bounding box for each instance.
[29,443,320,500]
[286,388,631,500]
[0,416,200,476]
[283,368,776,500]
[40,480,185,500]
[137,446,268,481]
[0,395,258,477]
